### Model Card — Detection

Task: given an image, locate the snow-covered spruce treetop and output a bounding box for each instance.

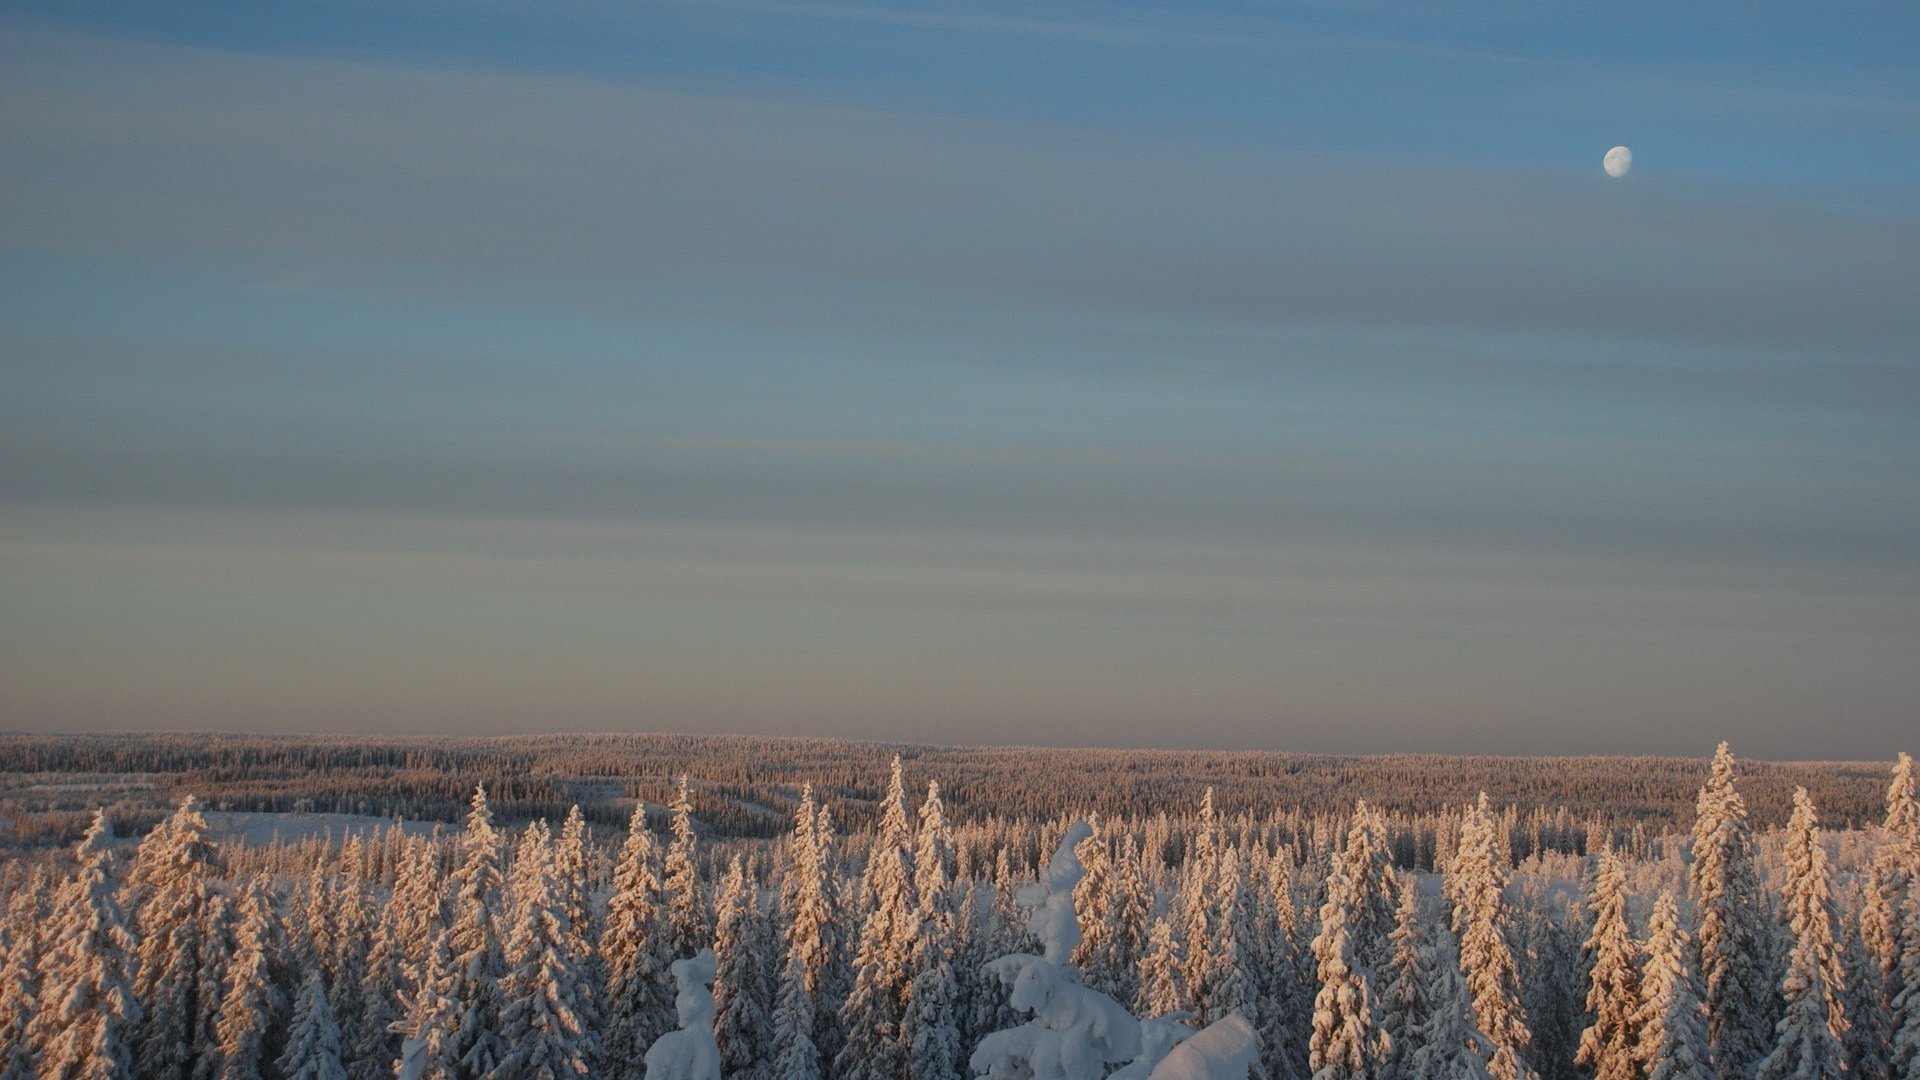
[642,948,721,1080]
[968,820,1260,1080]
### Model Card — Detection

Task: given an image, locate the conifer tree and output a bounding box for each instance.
[1757,788,1849,1080]
[605,801,676,1080]
[1636,891,1709,1080]
[33,811,142,1080]
[325,877,370,1080]
[279,973,348,1080]
[1381,875,1431,1079]
[1070,816,1127,1002]
[212,878,289,1080]
[444,785,508,1080]
[1406,930,1496,1080]
[1105,835,1151,1010]
[713,856,774,1080]
[665,776,712,961]
[1309,860,1389,1079]
[905,781,961,1080]
[393,928,459,1080]
[1576,847,1642,1080]
[773,785,846,1080]
[134,795,219,1080]
[0,889,39,1080]
[1446,793,1534,1080]
[1841,905,1893,1080]
[1688,742,1774,1080]
[1179,788,1223,1019]
[837,755,919,1080]
[1138,915,1185,1021]
[1204,846,1258,1028]
[1857,753,1916,1080]
[1257,849,1311,1080]
[1892,872,1920,1077]
[499,821,596,1080]
[191,891,236,1080]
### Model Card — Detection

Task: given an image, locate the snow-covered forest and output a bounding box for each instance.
[2,739,1918,1079]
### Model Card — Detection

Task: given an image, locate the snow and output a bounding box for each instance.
[643,949,721,1080]
[201,811,440,846]
[1147,1014,1260,1080]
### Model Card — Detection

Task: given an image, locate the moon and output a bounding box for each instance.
[1604,145,1633,178]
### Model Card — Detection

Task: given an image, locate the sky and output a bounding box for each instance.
[2,1,1916,758]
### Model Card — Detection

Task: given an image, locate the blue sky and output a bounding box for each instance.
[2,0,1916,756]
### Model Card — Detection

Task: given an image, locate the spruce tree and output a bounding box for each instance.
[772,786,832,1080]
[212,877,289,1080]
[279,973,348,1080]
[1446,793,1534,1080]
[604,801,676,1080]
[133,795,219,1080]
[904,781,961,1080]
[325,877,370,1080]
[1636,890,1709,1080]
[1381,875,1431,1079]
[665,776,712,961]
[444,785,508,1080]
[33,811,141,1080]
[392,928,459,1080]
[836,755,919,1080]
[498,821,596,1080]
[0,889,39,1080]
[1688,742,1774,1080]
[1757,788,1849,1080]
[1137,915,1186,1021]
[1892,872,1920,1077]
[713,857,774,1080]
[1576,847,1642,1080]
[1309,860,1389,1079]
[1406,929,1496,1080]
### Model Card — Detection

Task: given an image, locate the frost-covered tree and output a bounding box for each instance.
[1756,788,1849,1080]
[1515,886,1585,1080]
[325,876,371,1080]
[0,887,40,1080]
[665,776,712,961]
[1576,848,1642,1080]
[905,781,962,1080]
[1893,872,1920,1077]
[31,811,141,1080]
[837,755,919,1080]
[1446,793,1534,1080]
[1856,753,1916,1080]
[773,786,842,1080]
[1688,743,1774,1080]
[134,795,219,1080]
[1070,818,1119,997]
[212,877,289,1080]
[1137,915,1186,1022]
[1257,850,1310,1080]
[1178,789,1224,1020]
[1342,802,1399,981]
[556,806,597,966]
[499,821,596,1080]
[1636,890,1709,1080]
[280,973,347,1080]
[1203,846,1258,1028]
[1309,859,1388,1079]
[1406,929,1495,1080]
[393,928,459,1080]
[712,856,774,1080]
[444,785,508,1080]
[1104,836,1151,1011]
[606,802,677,1080]
[1840,904,1893,1080]
[1381,875,1431,1079]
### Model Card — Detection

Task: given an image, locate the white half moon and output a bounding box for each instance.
[1604,145,1632,177]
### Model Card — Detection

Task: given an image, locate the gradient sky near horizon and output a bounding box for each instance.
[2,1,1917,757]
